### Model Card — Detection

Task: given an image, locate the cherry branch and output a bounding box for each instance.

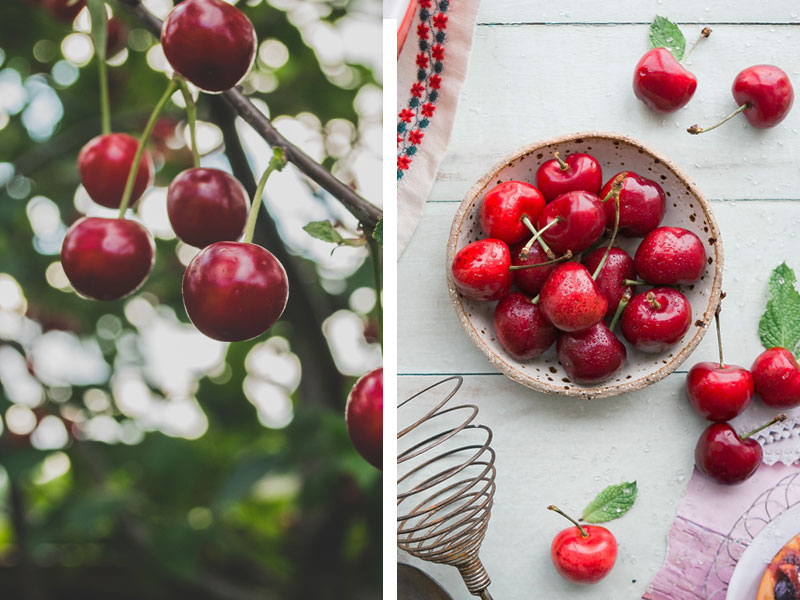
[117,0,382,233]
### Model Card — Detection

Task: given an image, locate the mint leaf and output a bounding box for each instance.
[758,263,800,354]
[86,0,107,62]
[372,218,383,245]
[649,16,685,61]
[303,220,345,244]
[581,481,637,524]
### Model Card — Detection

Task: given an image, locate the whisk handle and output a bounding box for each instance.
[479,590,494,600]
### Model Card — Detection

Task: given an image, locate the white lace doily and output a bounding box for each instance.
[732,404,800,465]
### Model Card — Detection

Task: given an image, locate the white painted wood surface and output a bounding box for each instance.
[397,3,800,598]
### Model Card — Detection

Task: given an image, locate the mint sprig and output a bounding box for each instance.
[649,16,686,61]
[758,263,800,356]
[581,481,637,524]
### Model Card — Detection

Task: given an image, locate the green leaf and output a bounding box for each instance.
[649,16,685,60]
[86,0,107,63]
[581,481,637,523]
[304,220,345,244]
[758,263,800,354]
[372,218,383,245]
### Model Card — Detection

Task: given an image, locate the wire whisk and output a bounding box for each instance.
[397,376,497,600]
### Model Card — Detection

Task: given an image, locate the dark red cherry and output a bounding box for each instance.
[167,168,249,248]
[494,292,558,361]
[751,347,800,409]
[733,65,794,128]
[634,227,706,285]
[46,0,85,22]
[536,191,606,255]
[182,241,288,342]
[510,241,557,297]
[633,47,698,113]
[479,181,545,245]
[599,172,666,237]
[687,362,754,421]
[106,16,127,57]
[161,0,257,93]
[61,217,154,301]
[535,152,602,202]
[346,367,383,470]
[581,247,635,320]
[78,133,154,209]
[539,262,607,332]
[621,287,691,352]
[557,322,627,385]
[451,238,512,302]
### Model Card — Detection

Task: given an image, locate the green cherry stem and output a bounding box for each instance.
[86,0,110,134]
[509,250,573,271]
[242,147,287,244]
[117,78,178,218]
[646,291,662,310]
[367,236,383,350]
[591,174,625,280]
[175,76,200,168]
[714,299,725,369]
[521,215,557,259]
[554,151,569,172]
[622,279,646,286]
[609,288,632,332]
[547,505,588,539]
[97,48,110,135]
[687,103,748,135]
[741,414,787,440]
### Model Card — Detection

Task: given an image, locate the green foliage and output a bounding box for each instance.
[581,481,637,524]
[649,16,685,60]
[759,262,800,354]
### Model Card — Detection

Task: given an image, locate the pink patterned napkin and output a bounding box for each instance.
[396,0,481,258]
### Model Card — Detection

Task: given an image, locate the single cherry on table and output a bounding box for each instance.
[751,347,800,409]
[634,226,706,285]
[599,171,666,237]
[621,287,692,353]
[346,367,383,470]
[78,133,154,209]
[494,292,557,361]
[633,47,698,113]
[548,505,618,584]
[479,180,545,245]
[535,152,603,202]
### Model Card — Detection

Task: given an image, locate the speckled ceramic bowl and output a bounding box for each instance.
[445,132,724,399]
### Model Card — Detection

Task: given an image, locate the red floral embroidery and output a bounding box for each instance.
[411,82,425,97]
[399,108,414,122]
[421,103,436,117]
[419,0,432,6]
[417,22,429,39]
[433,14,448,29]
[416,53,429,68]
[429,74,442,89]
[397,134,402,146]
[398,155,411,170]
[431,44,444,60]
[408,130,424,144]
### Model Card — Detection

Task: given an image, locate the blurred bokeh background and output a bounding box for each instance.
[0,0,382,598]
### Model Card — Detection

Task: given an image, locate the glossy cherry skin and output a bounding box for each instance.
[751,347,800,408]
[633,47,698,113]
[695,423,762,485]
[106,16,127,57]
[686,363,754,421]
[536,191,606,255]
[61,217,155,301]
[167,168,249,248]
[346,367,382,470]
[551,525,618,584]
[634,227,706,285]
[78,133,154,209]
[451,239,512,302]
[600,171,666,237]
[182,241,288,342]
[494,292,558,361]
[161,0,257,93]
[558,322,627,385]
[582,247,635,320]
[535,153,602,202]
[621,287,691,352]
[732,65,794,128]
[479,181,545,245]
[510,241,557,297]
[539,263,607,332]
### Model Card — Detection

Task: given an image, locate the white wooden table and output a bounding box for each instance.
[397,2,800,598]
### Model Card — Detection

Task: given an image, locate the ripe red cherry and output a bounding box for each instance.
[161,0,257,93]
[494,292,557,361]
[599,172,666,237]
[78,133,154,209]
[346,367,383,469]
[582,247,635,320]
[687,362,754,421]
[106,16,127,57]
[751,347,800,408]
[539,263,607,332]
[621,287,691,352]
[694,416,786,485]
[557,322,627,385]
[510,241,557,297]
[451,239,512,302]
[182,241,288,342]
[548,506,618,584]
[61,217,155,301]
[479,181,545,245]
[167,168,249,248]
[633,47,697,113]
[535,152,602,202]
[634,226,706,285]
[536,191,606,255]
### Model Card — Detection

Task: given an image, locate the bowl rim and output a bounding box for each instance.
[445,130,724,399]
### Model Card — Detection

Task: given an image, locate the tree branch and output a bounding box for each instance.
[117,0,382,233]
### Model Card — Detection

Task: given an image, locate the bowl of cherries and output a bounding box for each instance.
[446,132,724,398]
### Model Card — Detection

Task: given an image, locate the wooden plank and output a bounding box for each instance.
[428,24,800,203]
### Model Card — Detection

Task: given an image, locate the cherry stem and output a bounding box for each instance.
[622,279,646,286]
[175,76,200,168]
[367,236,382,350]
[682,26,712,63]
[609,288,632,332]
[741,414,787,440]
[521,215,556,260]
[646,291,662,310]
[97,44,110,135]
[687,103,749,135]
[547,505,588,538]
[591,174,625,280]
[714,301,725,369]
[509,250,572,270]
[242,147,287,244]
[118,78,177,218]
[530,294,540,305]
[553,151,569,172]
